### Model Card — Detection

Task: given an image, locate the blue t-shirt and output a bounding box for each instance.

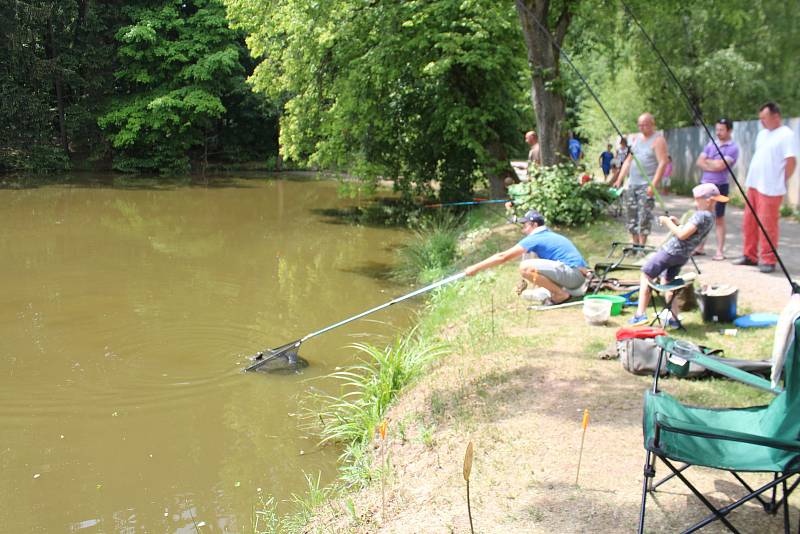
[600,151,614,171]
[568,139,582,161]
[517,228,587,268]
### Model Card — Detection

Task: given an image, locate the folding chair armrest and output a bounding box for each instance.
[655,413,800,452]
[655,336,781,394]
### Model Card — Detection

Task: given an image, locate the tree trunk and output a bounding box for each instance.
[47,18,69,157]
[515,0,573,165]
[485,140,514,199]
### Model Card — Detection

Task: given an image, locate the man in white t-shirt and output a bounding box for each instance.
[733,102,797,273]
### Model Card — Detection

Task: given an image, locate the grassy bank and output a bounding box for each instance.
[256,208,777,533]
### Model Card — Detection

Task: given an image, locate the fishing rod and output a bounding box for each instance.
[620,0,798,294]
[244,271,466,372]
[424,199,509,209]
[514,0,668,215]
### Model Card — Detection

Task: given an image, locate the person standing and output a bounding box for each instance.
[612,113,669,246]
[525,130,542,180]
[599,144,614,180]
[734,102,797,273]
[568,132,584,163]
[660,156,673,195]
[610,137,629,184]
[694,118,740,260]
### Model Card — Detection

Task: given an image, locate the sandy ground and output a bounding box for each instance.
[306,197,799,533]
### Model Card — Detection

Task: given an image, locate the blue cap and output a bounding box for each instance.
[515,210,545,225]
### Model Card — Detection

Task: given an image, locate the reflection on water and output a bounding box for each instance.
[0,175,412,532]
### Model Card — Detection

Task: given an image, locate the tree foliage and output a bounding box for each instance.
[0,0,277,174]
[555,0,800,158]
[225,0,530,201]
[0,1,123,171]
[99,0,276,173]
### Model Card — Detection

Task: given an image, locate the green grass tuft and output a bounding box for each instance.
[393,212,464,283]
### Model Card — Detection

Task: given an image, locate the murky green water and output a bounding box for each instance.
[0,174,413,532]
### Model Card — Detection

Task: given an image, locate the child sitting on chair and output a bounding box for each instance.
[629,183,729,327]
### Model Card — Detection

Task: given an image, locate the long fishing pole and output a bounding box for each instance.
[514,0,667,214]
[245,271,466,372]
[620,0,798,294]
[424,199,509,209]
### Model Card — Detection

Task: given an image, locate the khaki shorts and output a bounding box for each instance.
[520,259,587,291]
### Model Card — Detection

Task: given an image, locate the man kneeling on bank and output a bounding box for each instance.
[464,210,589,304]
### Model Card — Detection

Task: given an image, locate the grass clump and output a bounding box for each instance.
[312,328,450,482]
[393,212,464,283]
[253,472,332,534]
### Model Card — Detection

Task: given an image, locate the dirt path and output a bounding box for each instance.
[308,199,799,533]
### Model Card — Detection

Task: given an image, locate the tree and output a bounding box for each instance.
[515,0,575,165]
[225,0,529,201]
[99,0,277,173]
[619,0,799,126]
[0,1,124,171]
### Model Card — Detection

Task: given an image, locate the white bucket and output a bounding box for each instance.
[583,299,612,326]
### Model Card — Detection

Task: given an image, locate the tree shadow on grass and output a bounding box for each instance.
[425,353,644,431]
[512,477,797,534]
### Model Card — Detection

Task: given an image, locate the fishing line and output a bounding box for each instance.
[620,0,798,293]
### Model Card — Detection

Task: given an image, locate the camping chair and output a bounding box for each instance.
[644,274,696,331]
[590,242,701,296]
[638,307,800,533]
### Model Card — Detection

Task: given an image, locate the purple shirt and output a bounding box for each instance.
[700,140,739,185]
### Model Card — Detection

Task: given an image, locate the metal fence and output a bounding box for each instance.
[662,117,800,207]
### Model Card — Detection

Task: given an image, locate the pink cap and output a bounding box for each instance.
[693,183,729,202]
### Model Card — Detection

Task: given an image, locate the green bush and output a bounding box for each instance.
[507,164,615,226]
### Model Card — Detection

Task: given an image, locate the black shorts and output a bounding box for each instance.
[713,183,729,217]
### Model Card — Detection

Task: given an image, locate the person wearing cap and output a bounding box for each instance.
[734,102,797,273]
[629,183,729,326]
[464,210,589,305]
[694,118,740,260]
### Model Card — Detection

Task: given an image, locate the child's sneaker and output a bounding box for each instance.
[667,318,682,329]
[628,314,648,325]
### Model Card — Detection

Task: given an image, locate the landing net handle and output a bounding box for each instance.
[244,272,466,372]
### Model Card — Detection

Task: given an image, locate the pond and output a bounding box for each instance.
[0,174,414,532]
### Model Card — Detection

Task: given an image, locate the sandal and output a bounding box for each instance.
[712,254,726,261]
[514,279,528,296]
[692,250,706,256]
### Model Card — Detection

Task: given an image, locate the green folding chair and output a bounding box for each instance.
[638,317,800,533]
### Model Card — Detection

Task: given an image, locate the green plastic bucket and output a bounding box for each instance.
[584,294,626,316]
